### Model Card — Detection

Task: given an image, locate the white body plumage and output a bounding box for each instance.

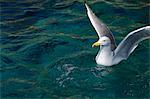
[85,3,150,66]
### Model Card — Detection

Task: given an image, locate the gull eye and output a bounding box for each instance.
[103,40,106,42]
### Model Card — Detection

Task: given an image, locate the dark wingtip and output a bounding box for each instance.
[84,0,88,5]
[84,0,89,9]
[84,0,87,3]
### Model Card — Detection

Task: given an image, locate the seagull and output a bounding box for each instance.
[85,3,150,66]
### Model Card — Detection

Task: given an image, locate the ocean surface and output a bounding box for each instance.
[0,0,150,98]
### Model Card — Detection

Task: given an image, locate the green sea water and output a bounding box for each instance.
[0,0,150,98]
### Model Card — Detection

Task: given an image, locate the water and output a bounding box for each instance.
[0,0,150,98]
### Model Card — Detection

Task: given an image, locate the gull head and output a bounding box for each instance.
[92,36,111,47]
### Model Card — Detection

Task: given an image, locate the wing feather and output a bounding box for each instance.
[85,3,116,51]
[114,26,150,60]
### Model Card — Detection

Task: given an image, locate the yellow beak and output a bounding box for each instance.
[92,41,101,48]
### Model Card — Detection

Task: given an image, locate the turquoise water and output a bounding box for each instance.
[0,0,150,98]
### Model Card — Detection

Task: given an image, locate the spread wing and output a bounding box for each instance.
[85,3,116,51]
[114,26,150,61]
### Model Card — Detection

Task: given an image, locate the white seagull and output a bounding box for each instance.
[85,3,150,66]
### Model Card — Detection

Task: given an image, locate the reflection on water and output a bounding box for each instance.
[0,0,149,98]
